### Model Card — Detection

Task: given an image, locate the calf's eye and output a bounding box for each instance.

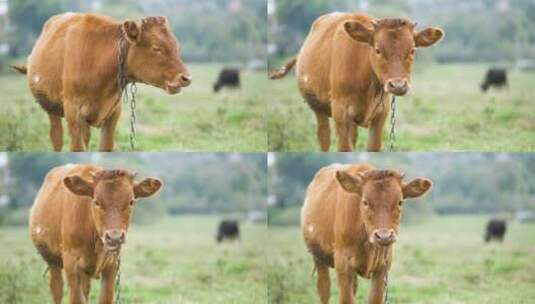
[129,200,135,207]
[398,200,404,206]
[362,200,369,207]
[375,48,381,55]
[93,199,101,208]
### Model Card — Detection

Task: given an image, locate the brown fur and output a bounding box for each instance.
[15,13,191,151]
[29,164,162,304]
[271,12,444,151]
[301,163,433,304]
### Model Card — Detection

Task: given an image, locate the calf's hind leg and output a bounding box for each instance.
[49,266,63,304]
[48,114,63,151]
[316,262,331,304]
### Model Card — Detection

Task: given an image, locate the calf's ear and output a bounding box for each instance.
[414,27,444,48]
[402,178,433,198]
[344,20,375,45]
[64,175,94,197]
[134,178,163,198]
[123,20,141,44]
[336,171,363,193]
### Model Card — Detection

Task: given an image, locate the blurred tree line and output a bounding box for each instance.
[0,153,266,225]
[269,0,535,63]
[268,153,535,225]
[1,0,266,66]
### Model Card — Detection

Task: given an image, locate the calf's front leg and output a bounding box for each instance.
[315,262,331,304]
[99,107,121,152]
[367,267,387,304]
[99,261,119,304]
[64,106,86,152]
[48,114,63,151]
[48,265,63,304]
[81,274,91,302]
[367,109,388,152]
[334,252,355,304]
[81,123,91,150]
[332,103,354,152]
[64,254,87,304]
[314,111,331,152]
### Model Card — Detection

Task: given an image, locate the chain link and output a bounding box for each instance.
[388,96,397,152]
[115,255,122,304]
[384,270,389,304]
[117,29,137,151]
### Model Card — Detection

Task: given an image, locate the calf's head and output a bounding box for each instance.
[122,16,191,94]
[336,169,432,246]
[64,170,162,252]
[344,18,444,96]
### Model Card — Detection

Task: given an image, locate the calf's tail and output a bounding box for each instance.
[10,64,27,75]
[269,56,297,80]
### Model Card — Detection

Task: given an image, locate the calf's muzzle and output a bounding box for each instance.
[103,229,126,251]
[372,228,396,246]
[386,77,409,96]
[165,73,192,94]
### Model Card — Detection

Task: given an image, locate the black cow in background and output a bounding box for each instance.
[485,219,507,243]
[481,68,508,92]
[216,219,240,243]
[214,68,240,92]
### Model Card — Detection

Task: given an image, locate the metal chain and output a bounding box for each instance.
[128,83,137,151]
[384,271,389,304]
[115,255,122,304]
[388,96,397,152]
[117,29,137,151]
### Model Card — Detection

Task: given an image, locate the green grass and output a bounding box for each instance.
[0,215,267,304]
[0,64,267,151]
[267,215,535,304]
[267,63,535,151]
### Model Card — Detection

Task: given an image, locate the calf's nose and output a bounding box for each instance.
[373,229,396,245]
[104,229,126,246]
[386,78,409,95]
[179,73,192,87]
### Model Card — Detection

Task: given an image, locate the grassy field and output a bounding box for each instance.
[0,215,267,304]
[267,63,535,151]
[0,64,267,152]
[267,215,535,304]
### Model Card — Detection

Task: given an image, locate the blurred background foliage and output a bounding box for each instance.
[268,0,535,64]
[0,0,266,71]
[268,153,535,225]
[0,153,267,226]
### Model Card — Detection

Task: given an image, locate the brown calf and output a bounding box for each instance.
[301,164,432,304]
[12,13,191,151]
[29,164,162,304]
[271,13,444,151]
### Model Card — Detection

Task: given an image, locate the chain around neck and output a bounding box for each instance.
[117,28,137,151]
